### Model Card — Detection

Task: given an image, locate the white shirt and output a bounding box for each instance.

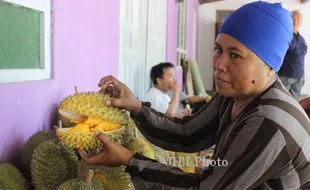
[144,87,171,114]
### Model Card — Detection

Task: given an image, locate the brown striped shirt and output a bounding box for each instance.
[125,78,310,190]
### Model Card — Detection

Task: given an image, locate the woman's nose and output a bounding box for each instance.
[213,55,228,72]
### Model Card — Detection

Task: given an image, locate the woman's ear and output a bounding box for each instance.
[267,68,276,77]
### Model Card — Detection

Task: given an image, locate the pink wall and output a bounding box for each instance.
[0,0,198,165]
[166,0,178,65]
[166,0,198,89]
[0,0,120,165]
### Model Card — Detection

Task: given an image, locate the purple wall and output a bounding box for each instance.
[0,0,198,164]
[0,0,120,164]
[166,0,198,89]
[166,0,179,65]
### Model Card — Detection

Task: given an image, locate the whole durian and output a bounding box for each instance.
[0,163,27,190]
[123,138,155,159]
[56,92,133,151]
[30,139,79,190]
[21,130,57,171]
[77,160,134,190]
[57,169,105,190]
[174,152,197,173]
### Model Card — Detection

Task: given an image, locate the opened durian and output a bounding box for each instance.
[77,160,134,190]
[123,138,155,159]
[21,130,57,171]
[57,169,105,190]
[56,91,133,151]
[0,163,27,190]
[58,91,129,125]
[31,139,79,190]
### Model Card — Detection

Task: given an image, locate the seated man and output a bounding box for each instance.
[167,90,212,115]
[144,62,189,117]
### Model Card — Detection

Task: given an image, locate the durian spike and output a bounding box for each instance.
[84,169,94,184]
[74,86,78,94]
[135,128,138,138]
[58,120,62,128]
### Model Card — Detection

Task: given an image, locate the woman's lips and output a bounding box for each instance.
[215,77,230,86]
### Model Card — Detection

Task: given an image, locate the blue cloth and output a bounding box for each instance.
[219,1,293,72]
[278,32,308,79]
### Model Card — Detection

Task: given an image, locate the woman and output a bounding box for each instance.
[79,1,310,189]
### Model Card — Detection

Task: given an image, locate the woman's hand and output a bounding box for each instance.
[98,75,142,116]
[79,131,134,167]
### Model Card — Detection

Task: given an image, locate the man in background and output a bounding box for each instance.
[278,10,307,100]
[144,62,185,117]
[144,62,212,118]
[167,90,212,115]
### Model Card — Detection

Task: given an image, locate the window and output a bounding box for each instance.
[192,4,198,60]
[0,0,51,83]
[119,0,167,100]
[177,0,187,66]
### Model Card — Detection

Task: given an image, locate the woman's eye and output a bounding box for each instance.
[231,53,241,60]
[214,47,222,55]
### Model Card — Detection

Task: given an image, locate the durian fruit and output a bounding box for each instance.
[147,143,171,164]
[77,160,134,190]
[21,130,57,171]
[57,169,105,190]
[0,163,27,190]
[58,92,130,125]
[31,139,79,190]
[56,112,128,150]
[134,130,171,164]
[56,91,133,151]
[123,137,155,159]
[174,152,197,173]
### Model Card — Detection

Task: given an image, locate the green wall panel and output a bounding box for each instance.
[0,1,41,69]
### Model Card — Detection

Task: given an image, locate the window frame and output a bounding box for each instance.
[0,0,51,83]
[176,0,187,66]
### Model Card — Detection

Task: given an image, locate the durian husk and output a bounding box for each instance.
[133,130,197,173]
[174,152,197,173]
[0,163,27,190]
[56,124,127,151]
[21,130,57,172]
[56,92,134,151]
[134,130,170,164]
[77,160,134,190]
[57,169,105,190]
[123,137,155,159]
[30,139,79,190]
[58,92,130,125]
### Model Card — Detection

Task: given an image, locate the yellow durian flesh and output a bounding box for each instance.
[57,112,126,150]
[84,117,101,126]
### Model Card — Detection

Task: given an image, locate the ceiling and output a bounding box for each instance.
[198,0,309,4]
[199,0,224,4]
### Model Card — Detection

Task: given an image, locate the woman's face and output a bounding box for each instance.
[213,34,275,99]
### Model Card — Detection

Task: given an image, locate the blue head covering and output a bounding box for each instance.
[219,1,293,72]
